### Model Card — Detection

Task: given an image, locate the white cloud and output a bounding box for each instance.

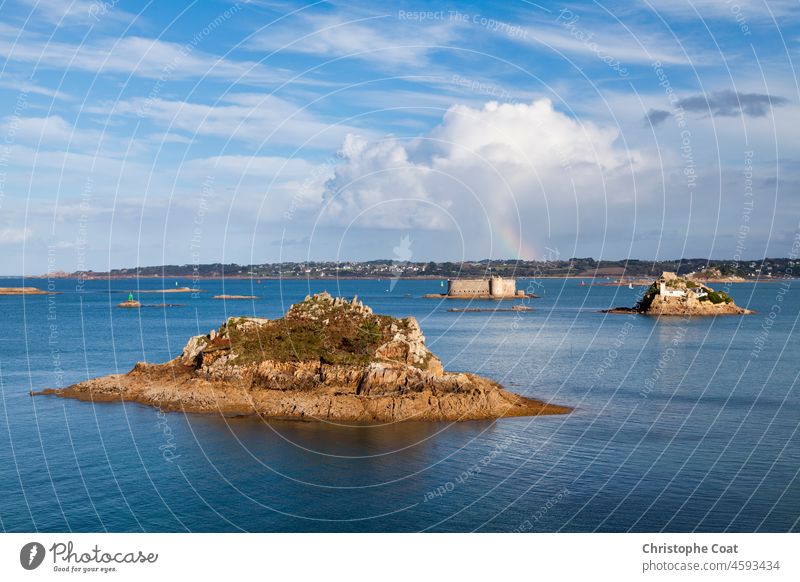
[16,0,133,25]
[0,31,296,85]
[247,13,459,69]
[0,115,107,149]
[320,99,647,245]
[95,94,367,148]
[522,24,694,66]
[430,100,634,168]
[643,0,798,20]
[0,76,71,100]
[0,227,33,244]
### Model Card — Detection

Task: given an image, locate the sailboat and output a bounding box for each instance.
[628,282,634,289]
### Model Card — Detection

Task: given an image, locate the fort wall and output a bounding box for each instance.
[448,279,490,296]
[490,277,517,297]
[446,277,520,298]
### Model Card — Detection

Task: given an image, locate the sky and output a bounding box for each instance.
[0,0,798,274]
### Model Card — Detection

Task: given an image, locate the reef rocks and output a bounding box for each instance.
[0,287,50,295]
[35,292,569,423]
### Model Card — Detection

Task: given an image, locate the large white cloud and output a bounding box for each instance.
[319,98,647,255]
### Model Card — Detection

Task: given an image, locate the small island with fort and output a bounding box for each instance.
[34,293,569,422]
[423,276,535,300]
[604,272,754,316]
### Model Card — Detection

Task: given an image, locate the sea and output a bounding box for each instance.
[0,276,797,532]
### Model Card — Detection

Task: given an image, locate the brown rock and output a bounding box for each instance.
[34,293,570,423]
[604,272,753,316]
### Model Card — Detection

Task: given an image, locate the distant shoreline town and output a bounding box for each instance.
[25,257,798,281]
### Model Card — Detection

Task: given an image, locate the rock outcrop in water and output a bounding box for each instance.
[605,271,753,316]
[35,293,569,422]
[0,287,49,295]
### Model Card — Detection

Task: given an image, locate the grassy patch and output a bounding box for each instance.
[699,290,733,304]
[225,309,399,365]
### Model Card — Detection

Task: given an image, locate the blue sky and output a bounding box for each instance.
[0,0,798,274]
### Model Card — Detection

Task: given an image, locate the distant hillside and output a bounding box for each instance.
[58,257,797,280]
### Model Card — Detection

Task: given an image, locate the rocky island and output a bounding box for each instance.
[35,293,569,422]
[604,271,753,316]
[0,287,51,295]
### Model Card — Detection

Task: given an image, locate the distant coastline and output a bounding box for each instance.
[17,257,795,282]
[20,274,793,283]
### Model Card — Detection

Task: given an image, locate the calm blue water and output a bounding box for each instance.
[0,276,797,532]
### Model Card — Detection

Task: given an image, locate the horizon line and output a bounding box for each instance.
[1,256,794,279]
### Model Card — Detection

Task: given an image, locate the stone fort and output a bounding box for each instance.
[447,276,523,298]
